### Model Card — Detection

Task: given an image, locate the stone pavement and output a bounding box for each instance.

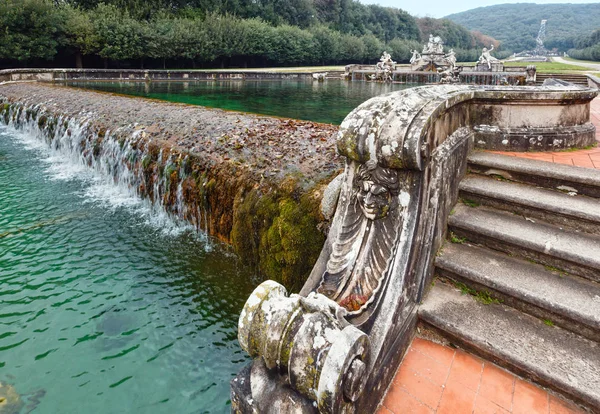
[377,337,585,414]
[377,96,600,414]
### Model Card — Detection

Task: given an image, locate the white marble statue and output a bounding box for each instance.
[376,51,396,72]
[478,45,498,69]
[423,34,444,54]
[409,50,421,64]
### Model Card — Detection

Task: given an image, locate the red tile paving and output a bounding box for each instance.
[489,96,600,169]
[377,97,600,414]
[378,337,585,414]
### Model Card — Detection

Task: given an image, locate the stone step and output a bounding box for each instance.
[468,152,600,198]
[535,74,589,86]
[419,282,600,411]
[448,204,600,283]
[459,175,600,234]
[436,242,600,342]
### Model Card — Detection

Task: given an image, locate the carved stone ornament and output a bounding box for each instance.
[317,160,404,315]
[238,280,370,413]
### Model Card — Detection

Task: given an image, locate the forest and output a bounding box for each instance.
[446,2,600,58]
[0,0,499,69]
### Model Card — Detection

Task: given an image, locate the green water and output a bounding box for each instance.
[64,79,410,124]
[0,125,258,413]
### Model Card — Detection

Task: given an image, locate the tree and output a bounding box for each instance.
[62,4,100,68]
[90,4,147,67]
[0,0,64,63]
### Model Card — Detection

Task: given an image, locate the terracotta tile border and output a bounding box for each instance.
[377,337,585,414]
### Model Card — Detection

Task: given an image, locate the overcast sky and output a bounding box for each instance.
[359,0,599,18]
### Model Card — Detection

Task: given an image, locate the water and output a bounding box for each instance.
[0,124,258,413]
[62,80,410,125]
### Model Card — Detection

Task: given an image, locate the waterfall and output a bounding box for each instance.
[0,101,212,238]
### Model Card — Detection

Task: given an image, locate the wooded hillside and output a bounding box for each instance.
[446,3,600,53]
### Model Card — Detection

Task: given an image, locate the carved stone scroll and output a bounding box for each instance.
[237,280,370,413]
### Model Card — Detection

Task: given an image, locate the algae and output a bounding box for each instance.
[231,180,326,292]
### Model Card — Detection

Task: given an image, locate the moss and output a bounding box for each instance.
[449,232,466,244]
[1,104,9,124]
[37,115,48,129]
[461,198,480,208]
[141,155,152,169]
[454,281,502,305]
[231,180,325,292]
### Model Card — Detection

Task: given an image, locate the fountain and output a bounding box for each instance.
[513,20,550,61]
[411,35,456,72]
[344,35,530,86]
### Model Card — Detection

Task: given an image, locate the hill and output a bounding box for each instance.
[446,3,600,52]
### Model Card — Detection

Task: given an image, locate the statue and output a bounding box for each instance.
[375,51,396,82]
[478,45,498,69]
[423,34,444,54]
[409,50,421,65]
[445,49,456,69]
[437,65,461,84]
[376,51,395,71]
[413,35,453,72]
[525,65,537,85]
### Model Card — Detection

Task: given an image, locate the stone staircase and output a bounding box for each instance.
[419,151,600,412]
[536,73,590,86]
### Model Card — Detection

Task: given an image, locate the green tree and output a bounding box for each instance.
[361,33,385,63]
[62,5,100,68]
[0,0,64,63]
[90,4,147,67]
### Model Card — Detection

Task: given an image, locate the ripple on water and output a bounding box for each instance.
[0,125,257,413]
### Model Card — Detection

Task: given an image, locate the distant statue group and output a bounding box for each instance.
[409,34,458,76]
[374,51,396,81]
[423,34,444,54]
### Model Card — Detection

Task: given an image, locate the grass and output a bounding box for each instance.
[489,173,510,182]
[449,232,466,244]
[503,61,588,73]
[562,56,600,65]
[461,198,480,208]
[454,281,502,305]
[544,264,568,277]
[543,319,555,327]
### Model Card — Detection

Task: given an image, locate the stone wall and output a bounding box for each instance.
[0,68,314,83]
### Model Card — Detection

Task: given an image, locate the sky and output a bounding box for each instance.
[359,0,599,18]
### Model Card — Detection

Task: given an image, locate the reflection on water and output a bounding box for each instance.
[0,125,258,413]
[64,79,411,124]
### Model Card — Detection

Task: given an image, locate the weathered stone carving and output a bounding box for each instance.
[411,35,457,73]
[409,50,421,65]
[237,280,370,413]
[526,65,537,85]
[476,45,503,72]
[479,45,498,68]
[423,34,444,54]
[318,160,405,314]
[375,52,396,82]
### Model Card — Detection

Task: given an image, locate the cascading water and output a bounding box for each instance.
[1,101,212,239]
[0,102,260,413]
